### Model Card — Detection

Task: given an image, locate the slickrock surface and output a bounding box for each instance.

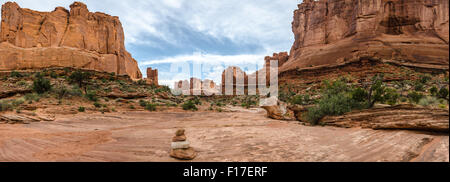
[0,109,447,162]
[322,104,449,132]
[0,2,142,79]
[281,0,449,73]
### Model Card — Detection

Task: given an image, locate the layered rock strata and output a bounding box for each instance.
[0,2,142,79]
[281,0,449,73]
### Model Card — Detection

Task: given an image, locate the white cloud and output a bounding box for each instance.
[141,52,265,65]
[2,0,300,53]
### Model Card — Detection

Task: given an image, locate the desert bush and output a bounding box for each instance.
[78,107,86,112]
[408,91,424,104]
[136,79,146,85]
[145,103,157,111]
[291,94,312,105]
[50,71,58,79]
[437,87,449,100]
[93,102,101,108]
[10,71,23,78]
[419,74,432,84]
[85,90,98,102]
[155,86,171,93]
[383,88,400,106]
[139,100,148,107]
[350,87,368,103]
[16,80,28,87]
[430,86,438,96]
[32,73,52,94]
[24,93,40,102]
[11,98,25,107]
[305,75,397,125]
[0,101,13,111]
[53,84,68,100]
[418,96,439,107]
[182,100,198,111]
[414,82,425,92]
[67,85,83,97]
[68,70,91,88]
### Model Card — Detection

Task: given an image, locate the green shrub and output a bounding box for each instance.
[419,74,432,84]
[182,100,198,111]
[93,102,101,108]
[139,100,148,107]
[418,96,439,107]
[68,85,83,97]
[17,80,28,86]
[351,87,368,103]
[53,85,68,100]
[136,79,146,85]
[10,71,23,78]
[430,86,438,96]
[78,107,86,112]
[291,94,311,105]
[24,93,40,102]
[11,98,25,107]
[383,88,400,106]
[145,103,157,111]
[414,82,424,92]
[85,90,98,102]
[0,101,13,111]
[437,87,449,100]
[408,91,424,104]
[50,71,58,79]
[155,86,171,93]
[68,70,91,88]
[32,73,52,94]
[305,107,323,125]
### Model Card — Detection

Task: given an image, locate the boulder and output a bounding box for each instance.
[260,97,295,120]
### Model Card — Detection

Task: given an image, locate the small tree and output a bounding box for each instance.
[68,71,92,93]
[33,72,52,94]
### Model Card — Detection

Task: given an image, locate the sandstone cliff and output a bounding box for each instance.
[281,0,449,73]
[0,2,142,79]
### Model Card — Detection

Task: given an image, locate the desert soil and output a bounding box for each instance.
[0,108,448,162]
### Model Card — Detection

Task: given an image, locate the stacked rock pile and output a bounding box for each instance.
[170,129,197,160]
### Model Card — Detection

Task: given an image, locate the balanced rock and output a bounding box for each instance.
[170,129,197,160]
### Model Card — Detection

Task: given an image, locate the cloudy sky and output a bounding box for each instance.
[1,0,301,86]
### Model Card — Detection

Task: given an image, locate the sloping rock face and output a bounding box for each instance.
[0,2,142,79]
[321,104,449,132]
[281,0,449,73]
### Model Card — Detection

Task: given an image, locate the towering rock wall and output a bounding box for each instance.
[0,2,142,79]
[281,0,449,73]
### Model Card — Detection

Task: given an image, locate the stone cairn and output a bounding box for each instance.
[170,129,197,160]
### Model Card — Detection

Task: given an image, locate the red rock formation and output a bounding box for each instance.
[281,0,449,73]
[146,67,158,85]
[0,2,142,79]
[264,52,289,68]
[174,78,219,95]
[221,66,248,95]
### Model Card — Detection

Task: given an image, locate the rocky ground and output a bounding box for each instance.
[0,68,448,162]
[0,108,448,162]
